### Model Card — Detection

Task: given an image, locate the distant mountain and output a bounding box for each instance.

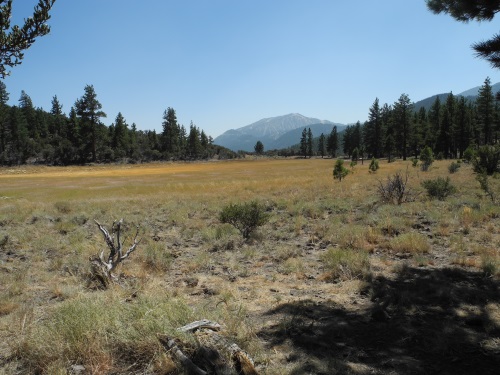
[214,113,345,151]
[413,82,500,112]
[458,82,500,98]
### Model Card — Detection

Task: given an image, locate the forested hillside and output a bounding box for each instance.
[0,83,237,166]
[302,77,500,161]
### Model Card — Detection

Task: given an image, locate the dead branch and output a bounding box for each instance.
[89,219,141,288]
[158,321,259,375]
[157,334,207,375]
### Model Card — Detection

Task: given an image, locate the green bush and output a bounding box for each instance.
[369,157,379,172]
[419,146,434,171]
[463,145,476,163]
[219,201,270,239]
[333,159,349,181]
[421,176,456,200]
[448,161,460,174]
[472,145,500,175]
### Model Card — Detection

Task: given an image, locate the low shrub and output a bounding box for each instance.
[419,146,434,171]
[369,157,379,172]
[422,176,456,200]
[219,200,270,239]
[448,162,460,174]
[377,169,414,205]
[333,159,349,181]
[472,145,500,175]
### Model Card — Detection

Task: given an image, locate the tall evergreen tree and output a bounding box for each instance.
[112,112,129,159]
[187,121,202,158]
[0,82,9,156]
[318,133,326,158]
[392,93,413,160]
[74,85,107,162]
[162,107,180,157]
[364,98,383,158]
[455,96,472,158]
[300,128,308,158]
[326,126,338,158]
[476,77,495,145]
[307,127,313,158]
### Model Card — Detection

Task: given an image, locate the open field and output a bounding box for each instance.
[0,158,499,374]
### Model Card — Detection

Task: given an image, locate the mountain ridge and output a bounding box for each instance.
[214,82,500,152]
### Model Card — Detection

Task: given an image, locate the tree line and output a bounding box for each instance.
[287,77,498,162]
[0,83,237,165]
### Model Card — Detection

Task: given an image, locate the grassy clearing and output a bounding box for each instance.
[0,158,499,374]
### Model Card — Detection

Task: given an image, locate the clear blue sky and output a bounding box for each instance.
[4,0,500,138]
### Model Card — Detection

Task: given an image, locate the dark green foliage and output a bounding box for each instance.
[472,144,500,175]
[300,128,307,158]
[333,159,349,181]
[254,140,264,154]
[369,157,379,172]
[326,126,338,158]
[0,0,55,78]
[476,173,496,202]
[422,177,457,200]
[420,146,434,171]
[364,98,383,158]
[351,147,359,162]
[392,93,413,161]
[74,85,107,162]
[463,145,477,162]
[318,133,326,158]
[427,1,500,68]
[307,128,313,158]
[448,161,460,173]
[219,201,270,239]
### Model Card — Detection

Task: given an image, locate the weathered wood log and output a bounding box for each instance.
[159,320,259,375]
[157,334,207,375]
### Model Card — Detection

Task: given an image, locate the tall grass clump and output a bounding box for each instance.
[320,247,370,281]
[388,232,430,254]
[16,293,197,374]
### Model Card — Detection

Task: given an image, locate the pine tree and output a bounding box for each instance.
[112,112,129,159]
[326,126,338,158]
[74,85,107,162]
[0,0,56,78]
[392,93,413,160]
[318,133,326,158]
[300,128,307,158]
[187,122,202,159]
[307,127,313,158]
[364,98,383,158]
[0,82,9,156]
[162,107,180,157]
[427,0,500,68]
[477,77,495,145]
[254,140,264,154]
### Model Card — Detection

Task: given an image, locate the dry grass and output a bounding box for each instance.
[0,158,499,374]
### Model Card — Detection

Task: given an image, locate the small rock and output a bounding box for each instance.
[69,364,86,375]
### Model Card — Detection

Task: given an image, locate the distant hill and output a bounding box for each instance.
[214,113,345,152]
[413,82,500,112]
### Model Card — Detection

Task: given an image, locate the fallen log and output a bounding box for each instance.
[158,320,259,375]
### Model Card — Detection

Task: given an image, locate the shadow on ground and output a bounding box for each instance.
[259,266,500,374]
